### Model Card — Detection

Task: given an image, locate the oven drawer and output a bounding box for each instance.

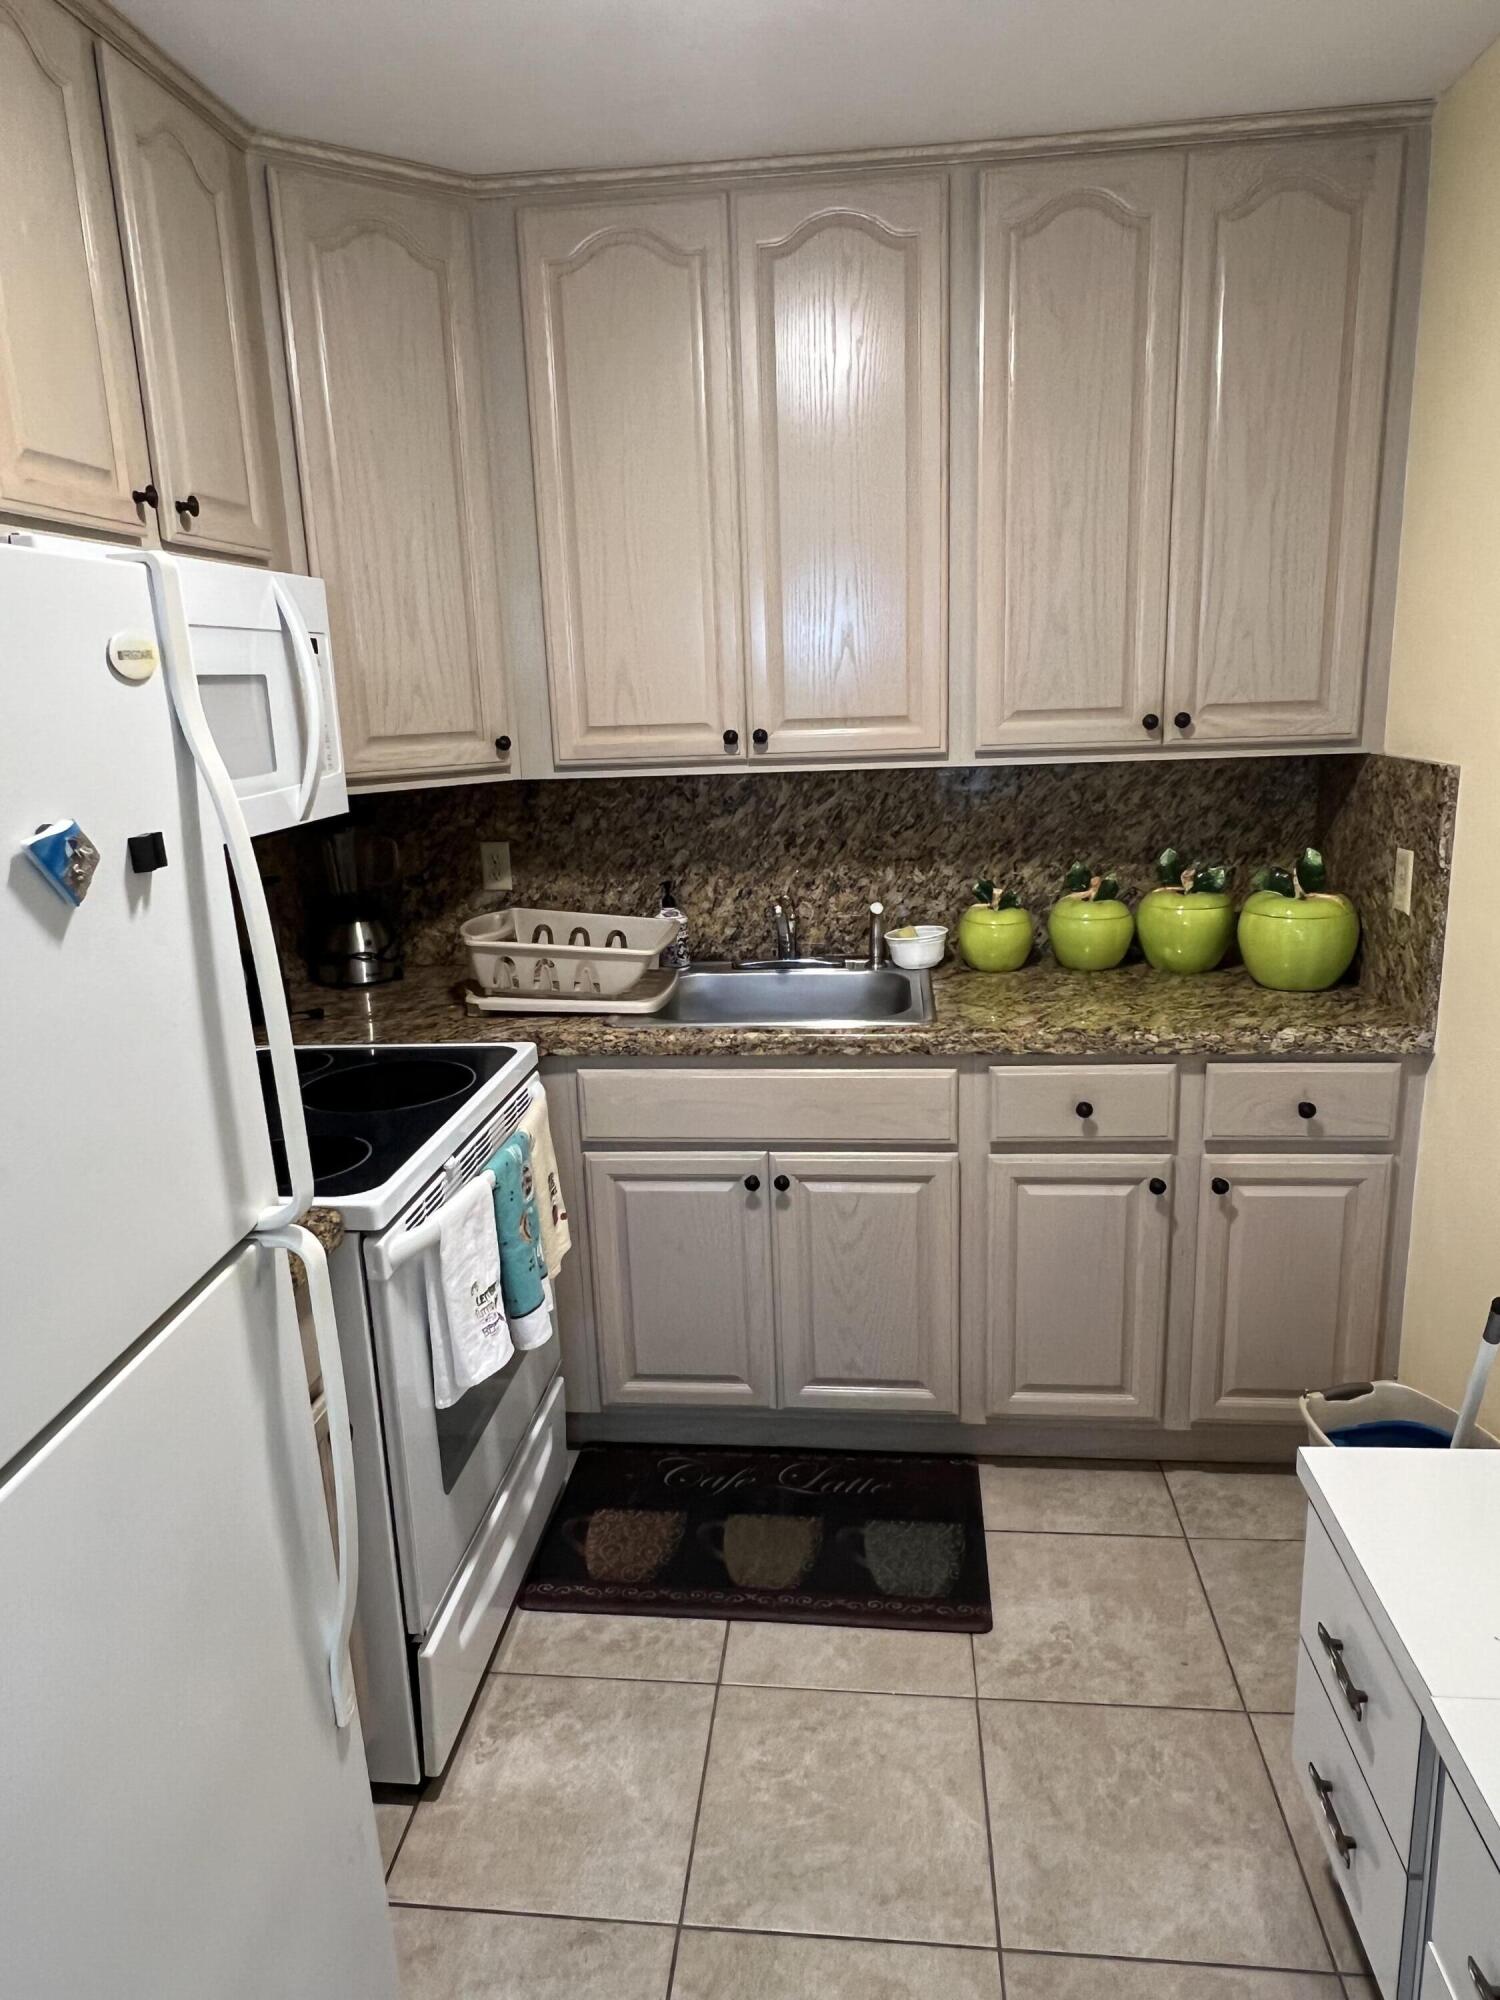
[1300,1510,1424,1859]
[1293,1643,1410,2000]
[417,1376,567,1777]
[1422,1779,1500,2000]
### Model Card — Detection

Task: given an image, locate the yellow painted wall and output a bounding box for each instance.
[1385,33,1500,1425]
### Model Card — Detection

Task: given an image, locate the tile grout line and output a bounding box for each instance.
[664,1621,732,1998]
[971,1630,1008,1997]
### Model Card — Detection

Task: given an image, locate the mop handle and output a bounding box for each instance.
[1450,1297,1500,1449]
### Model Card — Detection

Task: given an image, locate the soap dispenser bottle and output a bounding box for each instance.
[658,880,690,969]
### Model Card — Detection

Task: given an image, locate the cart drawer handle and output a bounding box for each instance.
[1316,1623,1368,1721]
[1308,1764,1357,1867]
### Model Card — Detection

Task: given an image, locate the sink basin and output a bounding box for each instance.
[628,960,935,1029]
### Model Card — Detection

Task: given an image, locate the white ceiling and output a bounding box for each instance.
[115,0,1500,175]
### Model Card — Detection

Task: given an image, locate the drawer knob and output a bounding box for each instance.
[1148,1177,1167,1196]
[743,1174,760,1193]
[1469,1959,1499,2000]
[1307,1762,1358,1868]
[1075,1100,1094,1120]
[722,728,739,749]
[773,1174,791,1193]
[1211,1176,1231,1196]
[1316,1621,1369,1720]
[1298,1100,1318,1120]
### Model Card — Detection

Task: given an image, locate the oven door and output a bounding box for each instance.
[362,1228,561,1639]
[175,560,347,835]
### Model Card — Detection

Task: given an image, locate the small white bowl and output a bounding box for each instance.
[886,924,948,970]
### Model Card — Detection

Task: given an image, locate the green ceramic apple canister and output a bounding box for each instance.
[1238,847,1360,991]
[1137,848,1236,974]
[958,881,1033,971]
[1047,863,1134,971]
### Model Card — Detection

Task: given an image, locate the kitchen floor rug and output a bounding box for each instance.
[518,1444,990,1632]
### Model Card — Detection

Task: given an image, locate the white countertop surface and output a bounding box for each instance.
[1298,1446,1500,1865]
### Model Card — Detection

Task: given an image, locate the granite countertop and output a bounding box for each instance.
[282,960,1433,1061]
[288,1204,343,1297]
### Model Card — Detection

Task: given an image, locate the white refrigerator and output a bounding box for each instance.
[0,542,399,1996]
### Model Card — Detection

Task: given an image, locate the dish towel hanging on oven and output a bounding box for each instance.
[519,1091,571,1278]
[487,1131,553,1351]
[423,1173,513,1408]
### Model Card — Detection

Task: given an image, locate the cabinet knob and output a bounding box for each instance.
[1141,713,1160,732]
[773,1174,791,1193]
[132,482,159,509]
[1298,1100,1318,1120]
[722,728,739,749]
[175,494,200,519]
[1211,1175,1231,1196]
[494,735,512,756]
[1075,1100,1094,1120]
[1148,1177,1167,1196]
[752,727,769,747]
[1173,710,1193,730]
[743,1174,760,1193]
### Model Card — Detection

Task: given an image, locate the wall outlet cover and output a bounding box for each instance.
[1392,846,1414,916]
[480,840,512,892]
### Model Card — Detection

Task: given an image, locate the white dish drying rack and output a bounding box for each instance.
[460,906,679,1014]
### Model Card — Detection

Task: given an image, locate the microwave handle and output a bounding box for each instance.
[260,1224,360,1728]
[114,550,312,1228]
[271,577,322,823]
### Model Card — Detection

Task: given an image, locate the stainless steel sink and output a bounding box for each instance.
[621,960,935,1029]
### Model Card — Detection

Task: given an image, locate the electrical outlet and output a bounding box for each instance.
[480,840,512,893]
[1392,846,1414,916]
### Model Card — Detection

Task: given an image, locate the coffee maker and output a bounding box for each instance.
[309,827,403,986]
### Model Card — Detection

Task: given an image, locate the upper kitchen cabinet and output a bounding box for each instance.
[733,176,947,758]
[974,152,1184,751]
[519,194,745,766]
[271,169,513,783]
[0,0,151,538]
[98,48,277,560]
[1165,134,1403,745]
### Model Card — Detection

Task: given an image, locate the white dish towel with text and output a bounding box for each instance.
[423,1174,513,1408]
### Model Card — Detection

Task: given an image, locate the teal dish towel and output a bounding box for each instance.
[488,1131,552,1351]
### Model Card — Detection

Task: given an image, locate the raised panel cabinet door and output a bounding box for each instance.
[772,1152,958,1414]
[1166,135,1403,745]
[585,1152,775,1407]
[99,47,274,559]
[734,176,947,758]
[520,195,744,765]
[271,168,511,780]
[1189,1155,1392,1424]
[0,0,149,535]
[976,153,1184,749]
[984,1155,1173,1421]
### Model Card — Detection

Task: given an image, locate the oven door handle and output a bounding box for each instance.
[271,576,322,823]
[261,1223,359,1728]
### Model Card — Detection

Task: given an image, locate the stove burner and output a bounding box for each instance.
[301,1056,478,1116]
[295,1049,336,1079]
[311,1132,373,1179]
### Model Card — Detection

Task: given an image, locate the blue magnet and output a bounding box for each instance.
[23,820,101,906]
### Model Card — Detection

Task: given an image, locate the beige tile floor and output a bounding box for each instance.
[377,1460,1375,1999]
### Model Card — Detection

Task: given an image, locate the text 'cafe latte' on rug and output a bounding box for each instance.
[518,1444,991,1633]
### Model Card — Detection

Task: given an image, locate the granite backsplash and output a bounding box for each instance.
[258,753,1456,1025]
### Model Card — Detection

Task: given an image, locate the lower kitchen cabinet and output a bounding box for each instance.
[1188,1154,1393,1424]
[983,1155,1174,1422]
[773,1153,959,1415]
[586,1151,777,1408]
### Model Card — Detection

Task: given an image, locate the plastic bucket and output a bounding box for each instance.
[1300,1380,1500,1450]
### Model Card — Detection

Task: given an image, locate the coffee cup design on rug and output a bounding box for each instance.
[566,1507,685,1584]
[840,1519,965,1599]
[699,1513,823,1590]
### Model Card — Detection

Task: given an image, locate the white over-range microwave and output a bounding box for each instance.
[7,530,347,835]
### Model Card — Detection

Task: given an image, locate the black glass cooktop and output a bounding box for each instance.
[259,1044,520,1200]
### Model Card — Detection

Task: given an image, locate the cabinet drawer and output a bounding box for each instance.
[1423,1779,1500,2000]
[988,1065,1176,1144]
[1299,1511,1423,1860]
[579,1067,957,1144]
[1293,1645,1410,2000]
[1204,1063,1401,1143]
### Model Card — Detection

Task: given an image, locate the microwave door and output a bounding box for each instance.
[193,620,309,837]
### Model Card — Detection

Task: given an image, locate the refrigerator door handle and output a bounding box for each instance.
[260,1224,360,1728]
[114,550,311,1227]
[271,577,322,823]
